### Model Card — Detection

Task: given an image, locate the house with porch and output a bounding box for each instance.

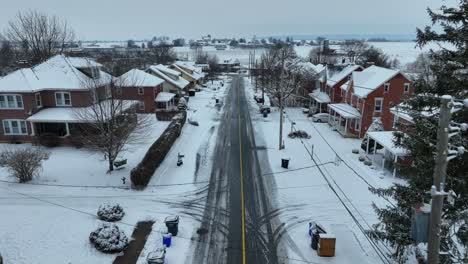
[327,65,413,138]
[116,69,165,113]
[309,64,362,114]
[0,55,140,144]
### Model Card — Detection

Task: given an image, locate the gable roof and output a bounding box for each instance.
[172,64,204,81]
[147,65,190,90]
[351,66,404,98]
[326,64,362,87]
[117,69,164,87]
[154,64,181,77]
[0,55,111,93]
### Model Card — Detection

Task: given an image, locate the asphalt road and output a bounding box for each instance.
[193,76,278,264]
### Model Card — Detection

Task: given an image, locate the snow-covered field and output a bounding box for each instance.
[174,41,447,67]
[244,78,405,263]
[0,78,230,264]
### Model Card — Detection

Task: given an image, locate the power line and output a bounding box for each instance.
[0,179,210,189]
[0,185,327,264]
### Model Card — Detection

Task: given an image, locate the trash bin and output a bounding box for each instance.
[165,215,179,236]
[162,233,172,248]
[147,248,166,264]
[188,89,196,96]
[215,98,219,104]
[184,95,190,103]
[263,112,268,118]
[281,158,290,169]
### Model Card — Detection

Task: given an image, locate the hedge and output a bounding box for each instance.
[130,111,186,188]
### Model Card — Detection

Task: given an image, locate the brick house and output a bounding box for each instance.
[0,56,159,144]
[116,69,164,113]
[327,65,413,138]
[309,64,363,113]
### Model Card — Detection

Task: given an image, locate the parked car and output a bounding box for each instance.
[312,113,329,123]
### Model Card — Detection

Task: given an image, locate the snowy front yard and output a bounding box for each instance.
[244,78,405,264]
[0,77,229,264]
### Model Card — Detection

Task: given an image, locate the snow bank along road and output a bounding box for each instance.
[193,76,279,264]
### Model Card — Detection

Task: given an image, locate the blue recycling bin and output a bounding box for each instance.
[162,233,172,248]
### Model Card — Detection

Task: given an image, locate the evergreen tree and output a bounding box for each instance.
[371,1,468,263]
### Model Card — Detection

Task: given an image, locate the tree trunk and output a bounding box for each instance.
[108,158,114,172]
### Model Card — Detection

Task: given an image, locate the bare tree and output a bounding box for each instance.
[261,44,306,149]
[150,42,176,65]
[6,10,74,65]
[75,74,151,172]
[0,40,15,75]
[340,40,369,64]
[308,46,336,64]
[0,147,50,183]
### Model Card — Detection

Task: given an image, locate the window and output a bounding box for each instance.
[384,83,390,93]
[138,102,145,111]
[105,86,112,98]
[91,89,98,103]
[91,67,100,79]
[138,87,144,95]
[55,92,71,106]
[375,97,383,112]
[35,93,42,108]
[0,94,23,109]
[116,86,123,96]
[3,120,27,135]
[404,83,410,93]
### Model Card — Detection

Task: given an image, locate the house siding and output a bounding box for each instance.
[341,73,413,138]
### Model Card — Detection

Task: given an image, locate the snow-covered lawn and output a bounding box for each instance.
[245,78,403,263]
[0,78,229,264]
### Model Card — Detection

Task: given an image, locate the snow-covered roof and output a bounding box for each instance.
[326,65,362,87]
[328,103,361,119]
[172,64,204,81]
[26,100,138,123]
[148,66,190,90]
[153,64,181,77]
[0,55,112,93]
[299,62,326,76]
[155,92,175,102]
[351,66,402,98]
[309,89,331,103]
[366,131,408,156]
[117,69,164,87]
[390,101,464,123]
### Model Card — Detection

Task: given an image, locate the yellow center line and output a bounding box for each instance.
[237,78,247,264]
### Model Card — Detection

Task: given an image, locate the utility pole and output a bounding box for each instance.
[427,95,452,264]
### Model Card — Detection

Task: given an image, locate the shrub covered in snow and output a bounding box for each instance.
[97,203,125,222]
[89,223,128,253]
[0,147,50,183]
[288,130,311,139]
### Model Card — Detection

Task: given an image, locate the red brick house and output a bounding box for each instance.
[309,64,363,113]
[0,56,161,144]
[327,65,413,138]
[116,69,164,113]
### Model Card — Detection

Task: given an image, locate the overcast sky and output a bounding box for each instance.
[0,0,451,40]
